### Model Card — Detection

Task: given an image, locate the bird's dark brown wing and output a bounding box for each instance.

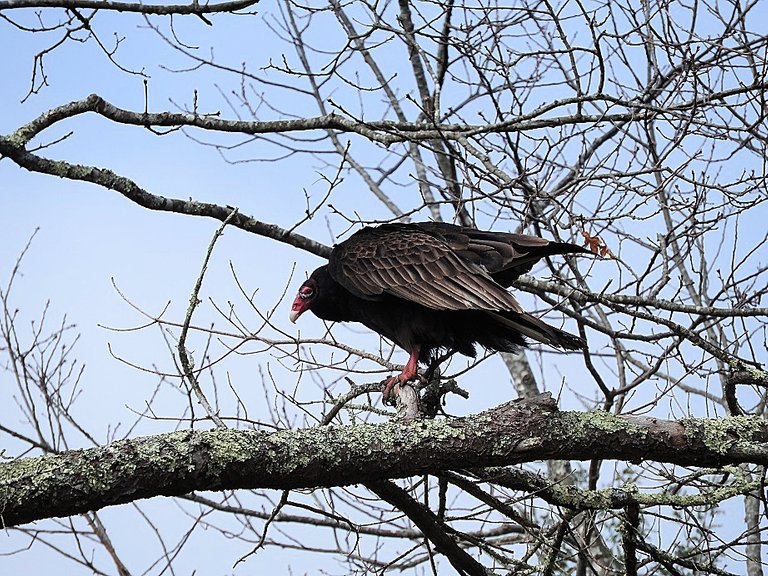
[328,224,524,312]
[412,222,588,287]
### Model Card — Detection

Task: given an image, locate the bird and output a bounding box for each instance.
[289,221,588,400]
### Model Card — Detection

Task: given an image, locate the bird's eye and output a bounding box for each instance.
[299,286,314,299]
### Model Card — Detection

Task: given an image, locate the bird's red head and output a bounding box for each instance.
[289,278,318,323]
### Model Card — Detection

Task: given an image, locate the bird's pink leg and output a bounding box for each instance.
[383,345,421,403]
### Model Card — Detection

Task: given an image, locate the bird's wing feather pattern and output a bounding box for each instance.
[412,222,587,285]
[328,225,524,312]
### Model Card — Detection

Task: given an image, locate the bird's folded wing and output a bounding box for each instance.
[328,226,524,312]
[413,222,587,286]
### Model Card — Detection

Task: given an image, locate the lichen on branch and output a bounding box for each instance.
[2,394,766,528]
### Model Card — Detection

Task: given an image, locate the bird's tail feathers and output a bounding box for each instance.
[491,311,586,351]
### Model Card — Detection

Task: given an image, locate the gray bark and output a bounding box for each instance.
[2,394,767,528]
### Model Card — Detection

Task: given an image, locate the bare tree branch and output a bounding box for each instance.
[0,0,260,15]
[3,395,768,528]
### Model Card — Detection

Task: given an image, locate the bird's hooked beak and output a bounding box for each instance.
[290,279,316,323]
[289,294,304,324]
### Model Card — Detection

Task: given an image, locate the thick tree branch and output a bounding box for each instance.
[4,90,768,151]
[0,134,331,259]
[468,465,762,510]
[0,0,260,15]
[2,394,767,528]
[368,479,490,576]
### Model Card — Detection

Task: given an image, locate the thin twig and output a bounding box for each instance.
[178,208,239,429]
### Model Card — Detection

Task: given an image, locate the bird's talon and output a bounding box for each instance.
[381,377,398,405]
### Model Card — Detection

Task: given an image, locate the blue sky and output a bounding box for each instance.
[2,1,765,573]
[1,7,499,573]
[1,8,344,573]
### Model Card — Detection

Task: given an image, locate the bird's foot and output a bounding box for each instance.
[381,376,401,405]
[382,372,426,406]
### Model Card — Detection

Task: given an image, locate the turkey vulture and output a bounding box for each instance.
[290,222,587,398]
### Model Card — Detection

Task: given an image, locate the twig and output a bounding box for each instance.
[178,208,239,429]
